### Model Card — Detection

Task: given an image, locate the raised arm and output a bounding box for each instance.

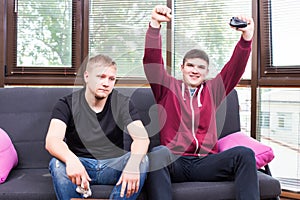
[212,16,255,105]
[143,5,174,99]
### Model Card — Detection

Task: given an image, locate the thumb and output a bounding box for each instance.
[116,174,123,186]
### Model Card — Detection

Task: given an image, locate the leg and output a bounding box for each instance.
[145,145,175,200]
[189,146,259,200]
[96,152,149,200]
[49,158,81,200]
[231,147,259,200]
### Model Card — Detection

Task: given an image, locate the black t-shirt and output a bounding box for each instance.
[51,88,140,159]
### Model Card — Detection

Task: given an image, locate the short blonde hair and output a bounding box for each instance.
[86,54,117,72]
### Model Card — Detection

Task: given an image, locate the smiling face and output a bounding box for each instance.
[181,58,209,88]
[84,55,117,100]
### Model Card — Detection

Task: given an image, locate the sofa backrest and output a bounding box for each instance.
[0,87,240,169]
[0,87,74,169]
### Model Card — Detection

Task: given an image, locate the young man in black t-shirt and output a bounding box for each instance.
[45,54,150,200]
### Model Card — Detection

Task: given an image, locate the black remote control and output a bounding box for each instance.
[229,17,248,28]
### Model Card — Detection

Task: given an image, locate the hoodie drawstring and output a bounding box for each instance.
[182,82,186,101]
[197,84,203,107]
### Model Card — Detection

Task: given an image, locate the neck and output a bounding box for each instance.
[85,92,107,113]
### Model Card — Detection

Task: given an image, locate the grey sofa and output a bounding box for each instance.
[0,87,281,200]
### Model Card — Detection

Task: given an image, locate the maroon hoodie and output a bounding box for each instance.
[143,25,252,157]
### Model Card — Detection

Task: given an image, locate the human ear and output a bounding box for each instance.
[180,64,184,71]
[83,71,88,83]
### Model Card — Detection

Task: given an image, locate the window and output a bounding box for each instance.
[6,0,82,85]
[271,1,300,67]
[17,1,72,67]
[259,0,300,79]
[258,88,300,192]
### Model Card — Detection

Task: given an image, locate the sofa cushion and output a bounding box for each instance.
[0,128,18,184]
[171,171,281,200]
[218,131,275,169]
[0,169,56,200]
[0,87,73,169]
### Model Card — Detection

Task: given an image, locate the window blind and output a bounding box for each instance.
[270,0,300,67]
[89,0,166,77]
[16,0,73,67]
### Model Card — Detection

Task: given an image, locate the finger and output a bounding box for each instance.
[126,182,133,198]
[155,6,172,18]
[135,180,140,193]
[70,177,76,185]
[120,180,127,198]
[166,12,172,19]
[116,174,122,186]
[75,176,81,186]
[81,179,89,190]
[85,171,91,182]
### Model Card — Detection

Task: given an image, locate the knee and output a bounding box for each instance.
[148,145,172,161]
[234,146,256,164]
[150,145,170,155]
[236,146,254,156]
[49,158,67,177]
[148,145,172,171]
[140,155,149,172]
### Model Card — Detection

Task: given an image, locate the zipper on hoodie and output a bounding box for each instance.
[189,91,199,155]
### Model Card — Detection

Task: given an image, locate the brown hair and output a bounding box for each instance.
[183,49,209,66]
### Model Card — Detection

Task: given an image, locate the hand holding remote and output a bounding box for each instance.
[229,17,248,28]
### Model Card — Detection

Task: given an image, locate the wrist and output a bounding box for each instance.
[150,19,161,29]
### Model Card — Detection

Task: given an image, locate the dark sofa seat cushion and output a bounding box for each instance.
[0,169,56,200]
[172,171,281,200]
[0,169,280,200]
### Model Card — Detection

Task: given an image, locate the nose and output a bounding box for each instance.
[102,78,109,87]
[191,66,199,73]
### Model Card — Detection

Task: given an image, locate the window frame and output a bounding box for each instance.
[258,0,300,86]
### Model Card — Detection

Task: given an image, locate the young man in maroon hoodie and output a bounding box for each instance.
[143,5,259,200]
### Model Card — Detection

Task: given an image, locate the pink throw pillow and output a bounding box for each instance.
[0,128,18,184]
[218,131,274,169]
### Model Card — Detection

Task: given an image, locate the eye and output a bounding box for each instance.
[186,63,194,68]
[109,77,116,81]
[197,65,206,69]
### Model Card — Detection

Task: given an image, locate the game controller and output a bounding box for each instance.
[229,17,248,28]
[76,183,92,198]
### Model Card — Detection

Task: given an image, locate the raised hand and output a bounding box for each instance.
[231,15,255,41]
[150,5,172,28]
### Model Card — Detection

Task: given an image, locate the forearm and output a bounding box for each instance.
[220,37,252,93]
[125,139,149,172]
[125,121,150,172]
[46,137,78,163]
[143,25,163,66]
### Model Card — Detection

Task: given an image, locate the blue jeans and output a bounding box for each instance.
[49,152,149,200]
